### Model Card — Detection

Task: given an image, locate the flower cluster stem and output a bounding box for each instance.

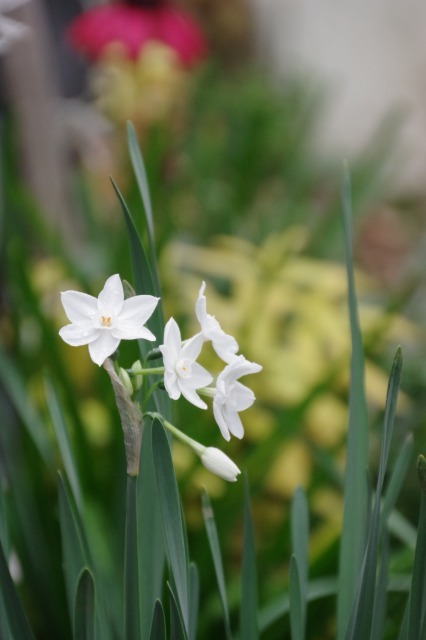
[144,411,204,456]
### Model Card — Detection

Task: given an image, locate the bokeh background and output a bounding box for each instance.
[1,1,426,638]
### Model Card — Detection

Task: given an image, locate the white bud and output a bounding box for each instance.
[130,360,143,392]
[119,367,134,397]
[200,447,241,482]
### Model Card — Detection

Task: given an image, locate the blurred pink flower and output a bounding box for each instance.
[67,3,208,67]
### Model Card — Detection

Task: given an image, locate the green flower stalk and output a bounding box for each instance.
[146,412,241,482]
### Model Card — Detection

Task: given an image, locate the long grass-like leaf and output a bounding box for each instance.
[407,456,426,639]
[188,563,199,640]
[0,348,54,468]
[74,568,95,640]
[201,489,233,640]
[370,530,389,640]
[169,584,189,640]
[58,472,91,619]
[124,475,141,639]
[240,475,259,640]
[344,349,402,640]
[44,375,82,511]
[149,600,166,640]
[289,555,303,640]
[0,535,35,640]
[290,486,309,638]
[126,123,156,258]
[381,435,413,527]
[337,168,370,639]
[138,420,165,639]
[258,578,337,632]
[152,420,189,631]
[112,177,169,419]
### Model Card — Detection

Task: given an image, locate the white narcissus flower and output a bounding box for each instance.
[160,317,213,409]
[213,355,262,441]
[59,274,159,366]
[195,281,239,364]
[200,447,241,482]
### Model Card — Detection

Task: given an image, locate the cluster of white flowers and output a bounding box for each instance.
[59,274,262,481]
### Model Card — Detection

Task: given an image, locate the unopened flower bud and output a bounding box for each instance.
[200,447,241,482]
[130,360,143,392]
[119,367,134,397]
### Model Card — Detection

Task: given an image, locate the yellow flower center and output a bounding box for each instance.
[101,316,112,327]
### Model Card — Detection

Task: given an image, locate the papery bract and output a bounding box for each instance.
[59,274,159,366]
[195,281,239,364]
[67,4,208,67]
[213,355,262,441]
[159,317,213,409]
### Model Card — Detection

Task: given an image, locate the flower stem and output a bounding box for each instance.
[145,412,205,456]
[128,366,165,376]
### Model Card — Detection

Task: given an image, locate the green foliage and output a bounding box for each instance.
[0,78,424,640]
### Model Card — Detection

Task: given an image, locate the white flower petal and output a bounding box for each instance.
[224,408,245,439]
[181,333,204,361]
[164,371,180,400]
[61,291,98,323]
[59,323,100,346]
[187,362,213,388]
[112,325,156,341]
[212,332,239,363]
[97,274,124,315]
[162,318,181,363]
[119,295,159,324]
[179,382,207,410]
[213,400,231,441]
[195,282,208,326]
[231,381,256,411]
[220,356,262,385]
[88,332,120,366]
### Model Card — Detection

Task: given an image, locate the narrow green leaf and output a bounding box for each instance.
[124,475,141,640]
[44,375,82,511]
[376,348,403,494]
[291,486,309,637]
[0,534,36,640]
[337,168,370,640]
[111,177,163,331]
[408,458,426,640]
[58,472,91,619]
[240,475,259,640]
[289,556,304,640]
[126,123,164,322]
[388,509,417,550]
[169,584,189,640]
[0,348,54,467]
[74,568,95,640]
[152,420,189,631]
[188,563,199,640]
[149,600,166,640]
[201,489,233,640]
[344,349,402,640]
[370,531,389,640]
[126,122,155,256]
[112,177,168,418]
[138,421,165,639]
[258,577,337,632]
[381,435,414,527]
[399,601,409,640]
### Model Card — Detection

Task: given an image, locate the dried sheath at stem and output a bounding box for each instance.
[104,357,143,476]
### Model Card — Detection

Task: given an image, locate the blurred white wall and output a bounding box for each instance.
[250,0,426,193]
